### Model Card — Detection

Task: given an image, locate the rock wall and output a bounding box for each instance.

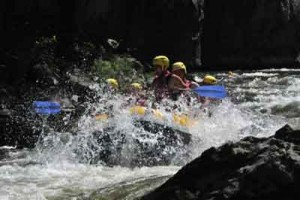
[73,0,202,65]
[1,0,300,84]
[0,0,202,86]
[202,0,300,69]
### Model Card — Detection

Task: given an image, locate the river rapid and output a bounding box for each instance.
[0,69,299,200]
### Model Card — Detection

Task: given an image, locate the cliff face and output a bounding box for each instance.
[202,0,300,69]
[1,0,300,85]
[0,0,202,86]
[76,0,202,65]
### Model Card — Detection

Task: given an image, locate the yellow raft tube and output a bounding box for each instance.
[95,106,197,128]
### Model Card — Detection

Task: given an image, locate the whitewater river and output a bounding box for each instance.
[0,69,299,199]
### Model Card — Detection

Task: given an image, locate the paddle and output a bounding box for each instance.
[33,101,61,115]
[193,85,227,99]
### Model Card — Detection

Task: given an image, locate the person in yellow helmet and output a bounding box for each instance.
[168,62,199,100]
[152,55,170,72]
[106,78,119,89]
[104,78,119,96]
[151,55,172,101]
[202,75,217,85]
[128,82,143,96]
[93,78,119,121]
[227,71,239,79]
[130,83,142,90]
[199,75,220,108]
[128,82,147,106]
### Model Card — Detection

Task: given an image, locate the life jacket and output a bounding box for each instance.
[170,77,192,101]
[136,98,147,107]
[152,70,172,88]
[184,79,191,89]
[152,70,172,101]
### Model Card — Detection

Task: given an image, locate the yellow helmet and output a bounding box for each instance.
[172,62,187,74]
[106,78,118,88]
[203,75,217,85]
[153,55,169,70]
[130,83,142,90]
[129,106,146,116]
[228,71,237,77]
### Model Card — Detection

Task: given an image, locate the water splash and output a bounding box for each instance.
[31,83,287,167]
[0,69,299,199]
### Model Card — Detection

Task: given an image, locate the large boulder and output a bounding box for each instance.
[142,124,300,200]
[202,0,300,69]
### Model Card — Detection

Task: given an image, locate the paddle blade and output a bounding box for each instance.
[33,101,61,115]
[193,85,227,99]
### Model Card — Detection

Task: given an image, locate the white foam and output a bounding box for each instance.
[0,162,179,200]
[1,69,299,199]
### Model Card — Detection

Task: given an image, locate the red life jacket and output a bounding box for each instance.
[169,77,192,101]
[136,98,147,106]
[152,70,172,101]
[184,79,191,89]
[152,70,172,87]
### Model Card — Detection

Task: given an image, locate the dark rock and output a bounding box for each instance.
[0,63,99,148]
[142,125,300,200]
[275,124,300,143]
[275,124,295,137]
[0,108,10,118]
[27,63,57,85]
[202,0,300,69]
[0,89,11,118]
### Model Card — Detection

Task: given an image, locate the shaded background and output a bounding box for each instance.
[1,0,300,86]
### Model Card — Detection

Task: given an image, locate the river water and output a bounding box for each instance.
[0,69,299,200]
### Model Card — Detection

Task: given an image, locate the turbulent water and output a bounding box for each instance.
[0,69,299,200]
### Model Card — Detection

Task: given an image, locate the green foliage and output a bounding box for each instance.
[35,35,57,47]
[92,56,146,90]
[31,36,146,90]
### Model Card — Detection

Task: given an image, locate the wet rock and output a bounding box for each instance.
[142,124,300,200]
[275,124,300,143]
[0,64,98,148]
[0,107,10,118]
[271,101,300,118]
[27,63,57,86]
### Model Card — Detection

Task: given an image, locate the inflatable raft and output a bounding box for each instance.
[90,106,198,166]
[96,105,199,129]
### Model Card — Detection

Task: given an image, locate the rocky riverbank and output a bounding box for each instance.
[142,124,300,200]
[0,38,144,148]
